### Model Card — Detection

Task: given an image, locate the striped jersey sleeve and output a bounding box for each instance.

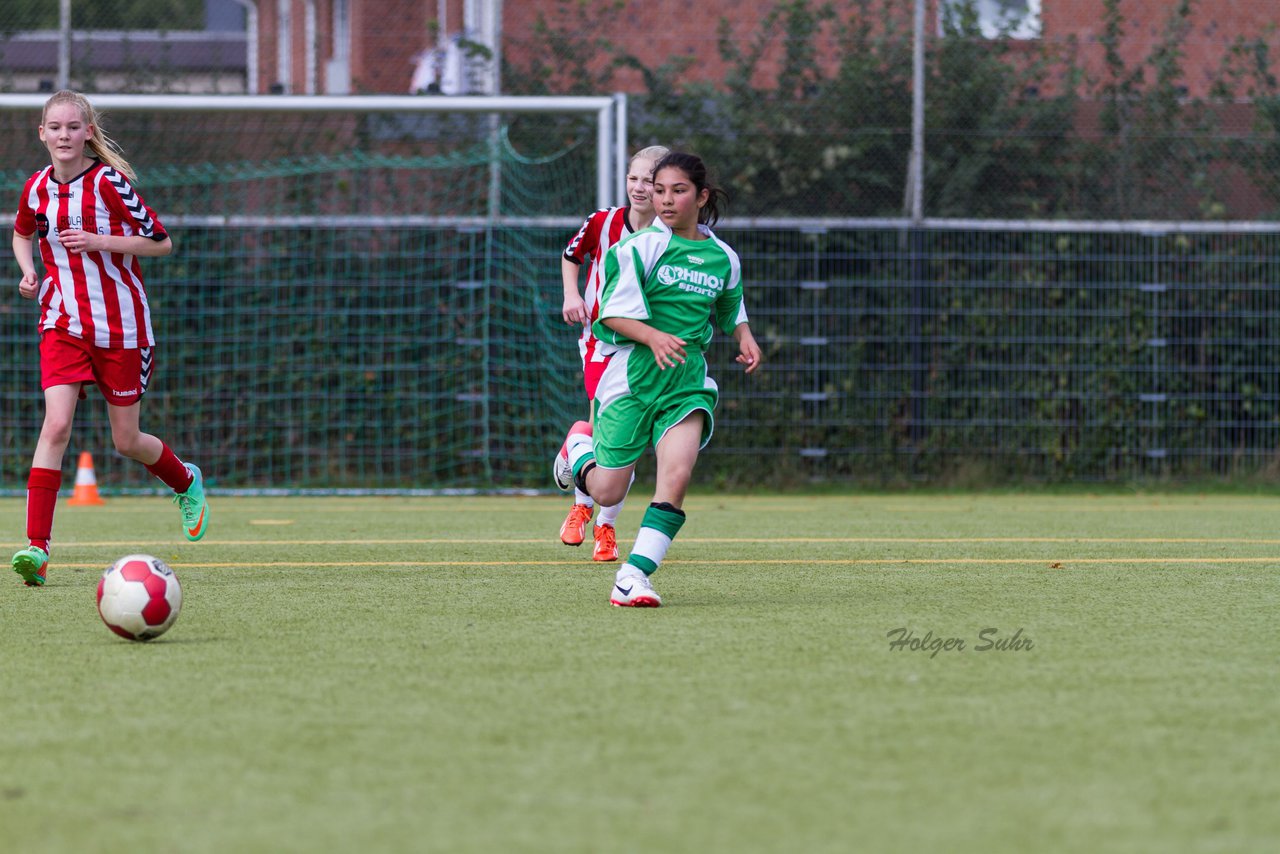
[563,208,608,264]
[14,169,46,236]
[98,168,168,241]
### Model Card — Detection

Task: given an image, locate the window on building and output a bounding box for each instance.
[942,0,1041,40]
[327,0,351,94]
[332,0,350,62]
[275,0,292,92]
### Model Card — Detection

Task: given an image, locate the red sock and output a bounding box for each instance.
[145,443,193,492]
[27,467,61,552]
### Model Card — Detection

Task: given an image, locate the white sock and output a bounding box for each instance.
[630,525,675,571]
[597,501,622,526]
[616,564,646,582]
[574,489,594,507]
[567,433,595,473]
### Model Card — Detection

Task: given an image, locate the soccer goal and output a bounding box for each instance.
[0,94,626,493]
[0,93,624,219]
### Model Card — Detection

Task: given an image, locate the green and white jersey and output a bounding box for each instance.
[593,221,747,355]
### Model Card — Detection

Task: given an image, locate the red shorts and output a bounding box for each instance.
[582,336,611,400]
[40,328,151,406]
[583,356,609,400]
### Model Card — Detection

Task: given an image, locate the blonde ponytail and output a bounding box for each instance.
[42,90,137,182]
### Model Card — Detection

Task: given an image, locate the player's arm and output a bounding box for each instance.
[596,236,684,369]
[602,317,687,371]
[732,322,762,375]
[12,230,38,299]
[59,231,172,257]
[561,256,587,325]
[562,212,602,326]
[713,250,757,372]
[88,172,173,258]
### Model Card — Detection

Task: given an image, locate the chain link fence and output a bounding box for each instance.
[2,1,1279,221]
[5,2,1280,487]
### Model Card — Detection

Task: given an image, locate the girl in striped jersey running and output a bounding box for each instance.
[10,90,209,587]
[554,152,763,607]
[557,145,668,561]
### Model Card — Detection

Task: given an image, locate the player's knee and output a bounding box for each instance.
[39,415,74,448]
[110,430,145,459]
[655,462,695,497]
[573,460,596,496]
[584,467,629,506]
[592,480,628,507]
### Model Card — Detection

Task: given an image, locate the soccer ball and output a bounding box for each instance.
[96,554,183,641]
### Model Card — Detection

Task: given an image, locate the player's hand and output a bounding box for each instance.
[562,295,588,325]
[17,271,38,300]
[735,329,763,375]
[647,332,687,370]
[58,228,103,254]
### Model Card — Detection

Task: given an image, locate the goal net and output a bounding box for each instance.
[0,94,621,492]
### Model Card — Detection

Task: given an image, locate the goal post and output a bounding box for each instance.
[0,93,621,213]
[0,93,626,493]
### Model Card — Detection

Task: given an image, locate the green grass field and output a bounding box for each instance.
[2,493,1277,853]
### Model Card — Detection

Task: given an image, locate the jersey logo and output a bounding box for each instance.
[656,264,724,297]
[35,213,49,238]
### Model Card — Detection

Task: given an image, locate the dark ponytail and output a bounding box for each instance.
[652,151,729,228]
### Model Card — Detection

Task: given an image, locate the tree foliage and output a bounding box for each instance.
[505,0,1280,220]
[2,0,204,32]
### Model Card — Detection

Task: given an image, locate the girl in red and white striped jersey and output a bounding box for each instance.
[10,90,209,588]
[557,145,669,561]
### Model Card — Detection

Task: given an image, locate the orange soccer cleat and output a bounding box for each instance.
[559,503,594,546]
[592,523,618,562]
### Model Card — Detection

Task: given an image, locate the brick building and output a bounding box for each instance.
[249,1,1280,98]
[0,2,1273,98]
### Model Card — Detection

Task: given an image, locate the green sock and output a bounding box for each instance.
[622,502,686,576]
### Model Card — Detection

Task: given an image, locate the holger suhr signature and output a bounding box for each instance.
[887,627,1034,659]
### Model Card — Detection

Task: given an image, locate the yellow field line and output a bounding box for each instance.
[41,536,1280,546]
[36,502,1279,515]
[47,557,1280,569]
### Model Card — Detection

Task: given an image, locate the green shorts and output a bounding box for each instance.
[592,347,718,469]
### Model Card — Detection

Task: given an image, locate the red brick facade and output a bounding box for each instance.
[253,1,1280,98]
[1045,0,1280,98]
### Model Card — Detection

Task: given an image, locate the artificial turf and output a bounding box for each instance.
[1,493,1277,853]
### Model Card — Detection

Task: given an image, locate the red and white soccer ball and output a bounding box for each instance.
[96,554,183,641]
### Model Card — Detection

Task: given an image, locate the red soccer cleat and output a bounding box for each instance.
[592,523,618,561]
[559,503,594,546]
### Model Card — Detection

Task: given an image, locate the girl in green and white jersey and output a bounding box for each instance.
[555,151,763,607]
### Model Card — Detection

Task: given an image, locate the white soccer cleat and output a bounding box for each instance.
[553,420,593,492]
[610,570,661,608]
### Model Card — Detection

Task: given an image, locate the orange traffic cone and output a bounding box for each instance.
[67,451,106,506]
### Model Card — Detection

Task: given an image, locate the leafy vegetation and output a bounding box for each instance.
[1,0,205,32]
[506,0,1280,220]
